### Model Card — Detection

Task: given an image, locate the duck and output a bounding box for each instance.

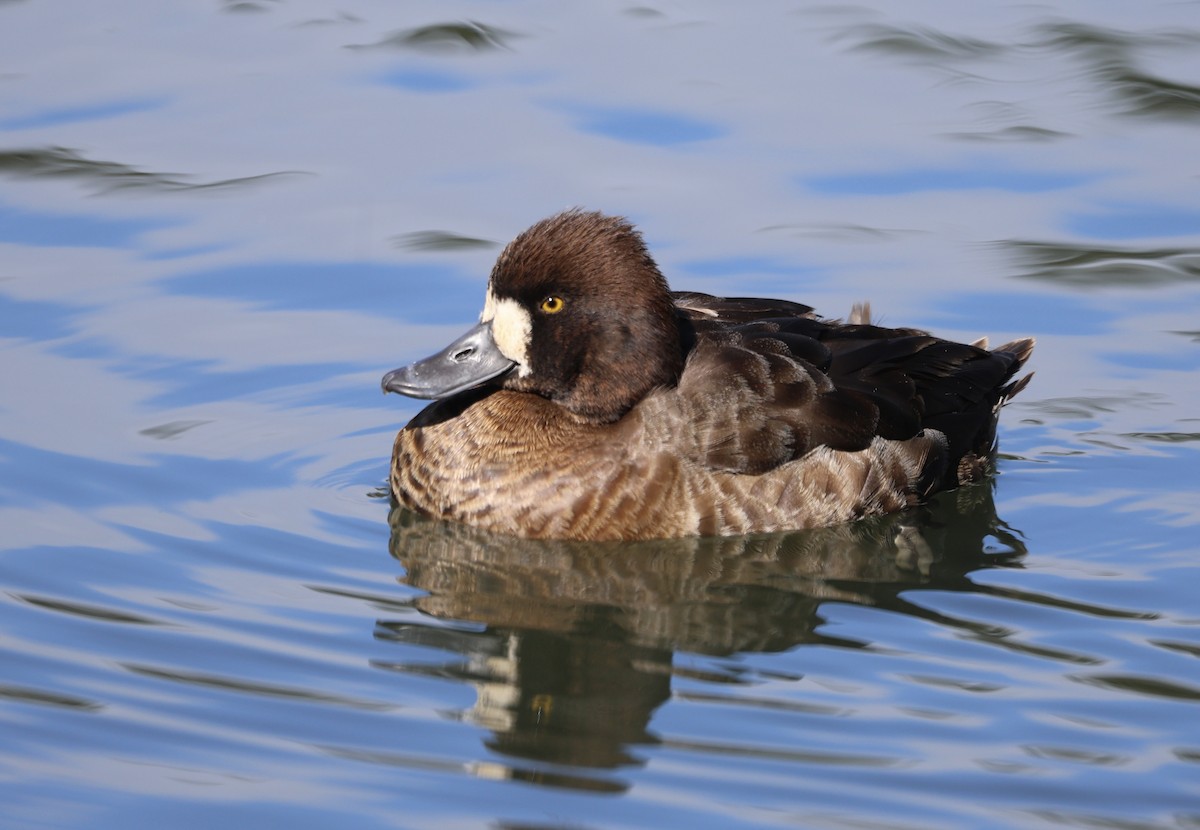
[381,209,1034,541]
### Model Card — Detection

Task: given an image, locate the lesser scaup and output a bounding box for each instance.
[382,210,1033,540]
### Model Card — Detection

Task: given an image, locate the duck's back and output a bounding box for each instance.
[666,291,1033,489]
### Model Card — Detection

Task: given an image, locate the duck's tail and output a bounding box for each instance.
[943,336,1035,488]
[992,337,1036,407]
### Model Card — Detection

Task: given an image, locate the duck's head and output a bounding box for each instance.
[382,210,684,423]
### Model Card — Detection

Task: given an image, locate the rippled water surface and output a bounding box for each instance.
[2,2,1199,828]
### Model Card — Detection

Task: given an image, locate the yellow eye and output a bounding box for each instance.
[539,296,565,314]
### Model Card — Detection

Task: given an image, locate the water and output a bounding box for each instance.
[2,1,1199,828]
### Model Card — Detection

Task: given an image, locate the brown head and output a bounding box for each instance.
[382,210,685,423]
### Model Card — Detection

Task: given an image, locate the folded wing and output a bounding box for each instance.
[671,292,1033,478]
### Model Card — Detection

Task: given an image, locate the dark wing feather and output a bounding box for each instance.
[673,291,814,323]
[671,294,1033,477]
[673,326,881,475]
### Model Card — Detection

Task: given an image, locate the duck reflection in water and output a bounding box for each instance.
[376,484,1025,790]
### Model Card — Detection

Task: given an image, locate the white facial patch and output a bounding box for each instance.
[481,289,532,374]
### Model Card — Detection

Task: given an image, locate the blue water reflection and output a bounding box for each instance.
[1104,350,1200,372]
[1066,203,1200,239]
[166,261,474,320]
[378,67,477,93]
[679,255,822,279]
[926,291,1117,335]
[0,437,301,508]
[0,294,82,339]
[140,362,361,408]
[0,97,168,131]
[805,165,1096,195]
[144,243,231,261]
[0,202,173,247]
[561,105,727,146]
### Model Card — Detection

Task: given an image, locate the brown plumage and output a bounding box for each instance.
[382,210,1034,541]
